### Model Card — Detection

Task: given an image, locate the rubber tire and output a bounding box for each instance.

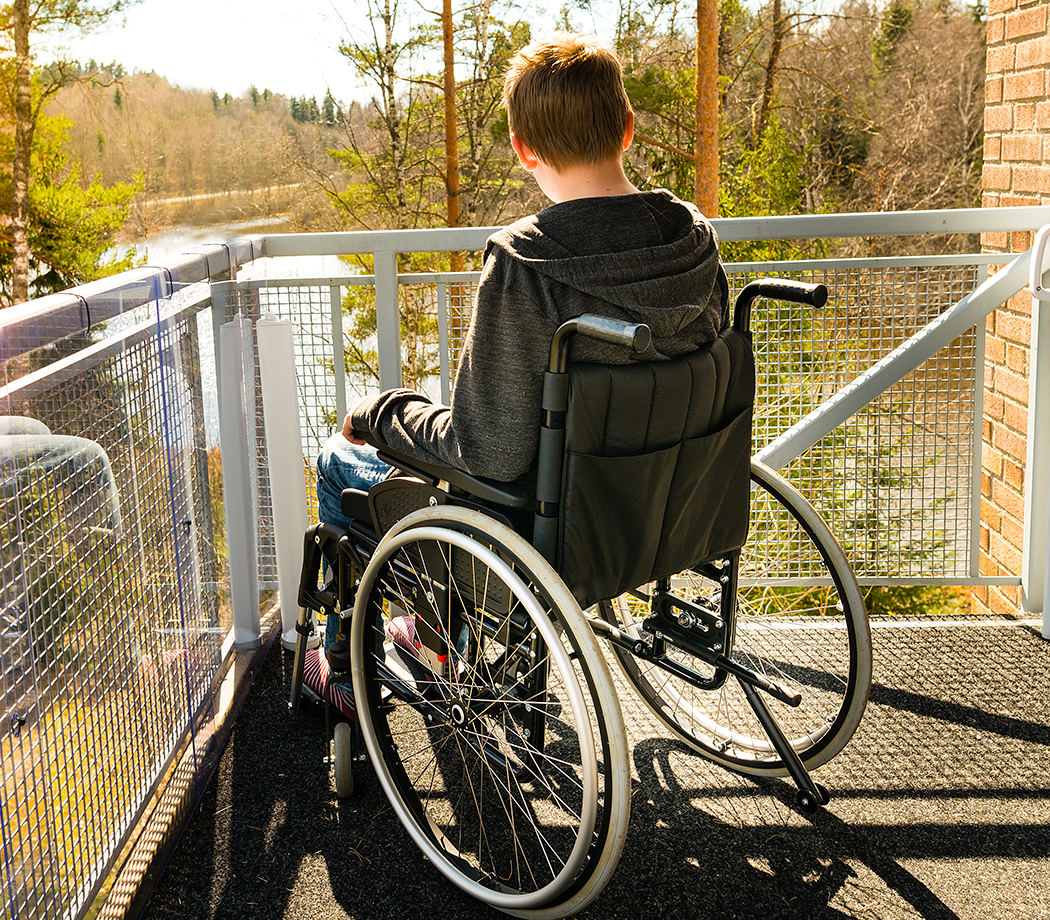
[600,459,872,776]
[351,506,630,917]
[333,721,354,797]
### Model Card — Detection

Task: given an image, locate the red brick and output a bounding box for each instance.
[994,365,1029,403]
[1038,101,1050,129]
[1002,197,1042,210]
[1004,397,1028,433]
[985,104,1014,131]
[1006,4,1047,40]
[1015,102,1037,129]
[982,163,1012,189]
[988,13,1006,43]
[1006,338,1030,369]
[1004,69,1046,100]
[985,449,1004,479]
[993,478,1026,521]
[997,311,1032,346]
[992,418,1028,460]
[1014,166,1050,193]
[987,44,1016,73]
[978,549,997,576]
[989,586,1022,616]
[986,77,1005,105]
[987,0,1017,14]
[1001,511,1025,548]
[986,391,1006,420]
[1003,458,1024,489]
[982,498,1003,530]
[989,531,1022,573]
[983,469,994,499]
[1017,36,1050,68]
[1005,289,1035,315]
[986,335,1008,364]
[983,229,1009,251]
[1010,229,1034,251]
[1002,133,1042,159]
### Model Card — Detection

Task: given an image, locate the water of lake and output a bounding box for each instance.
[121,218,364,446]
[119,217,357,280]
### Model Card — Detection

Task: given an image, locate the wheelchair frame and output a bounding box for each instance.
[290,279,872,918]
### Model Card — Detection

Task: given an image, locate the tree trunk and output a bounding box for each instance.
[11,0,34,304]
[756,0,785,143]
[441,0,463,271]
[694,0,719,217]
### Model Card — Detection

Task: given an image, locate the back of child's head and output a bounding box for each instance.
[503,33,632,171]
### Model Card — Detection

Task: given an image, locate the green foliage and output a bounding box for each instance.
[719,114,830,262]
[863,584,968,617]
[874,0,915,71]
[4,114,144,296]
[291,95,322,123]
[338,252,447,396]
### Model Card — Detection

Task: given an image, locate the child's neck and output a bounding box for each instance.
[540,158,639,204]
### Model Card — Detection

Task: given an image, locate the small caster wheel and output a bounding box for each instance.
[334,721,354,797]
[796,782,830,813]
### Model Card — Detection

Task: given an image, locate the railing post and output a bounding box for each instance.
[374,249,402,390]
[256,314,311,651]
[1026,226,1050,635]
[218,312,261,649]
[330,283,347,424]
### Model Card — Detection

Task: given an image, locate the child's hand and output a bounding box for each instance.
[342,399,370,445]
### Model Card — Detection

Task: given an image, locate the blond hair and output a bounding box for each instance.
[502,33,632,171]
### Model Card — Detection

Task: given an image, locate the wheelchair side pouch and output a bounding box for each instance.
[557,407,752,609]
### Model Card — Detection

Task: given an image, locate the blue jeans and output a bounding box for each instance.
[316,435,391,649]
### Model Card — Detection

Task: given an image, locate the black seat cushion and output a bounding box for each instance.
[557,327,754,607]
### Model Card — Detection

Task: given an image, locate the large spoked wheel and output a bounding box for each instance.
[351,506,630,917]
[600,459,871,776]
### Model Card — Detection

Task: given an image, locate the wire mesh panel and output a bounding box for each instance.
[218,281,345,538]
[0,289,223,920]
[727,263,984,581]
[237,258,984,587]
[229,275,482,530]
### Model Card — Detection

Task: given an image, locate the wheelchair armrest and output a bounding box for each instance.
[373,444,532,509]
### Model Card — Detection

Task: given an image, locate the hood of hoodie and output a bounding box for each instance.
[486,189,727,346]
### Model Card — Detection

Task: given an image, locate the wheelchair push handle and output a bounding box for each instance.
[576,314,652,352]
[549,315,652,373]
[734,279,828,333]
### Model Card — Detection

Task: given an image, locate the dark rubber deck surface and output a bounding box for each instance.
[142,616,1050,920]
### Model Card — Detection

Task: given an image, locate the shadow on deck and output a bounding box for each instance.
[142,616,1050,920]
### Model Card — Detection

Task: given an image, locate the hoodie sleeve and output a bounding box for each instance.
[349,246,558,481]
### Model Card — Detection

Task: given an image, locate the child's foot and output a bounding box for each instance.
[304,646,355,720]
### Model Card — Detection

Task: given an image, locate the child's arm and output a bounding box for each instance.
[347,249,556,481]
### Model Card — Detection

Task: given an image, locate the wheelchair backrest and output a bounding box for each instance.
[555,325,754,608]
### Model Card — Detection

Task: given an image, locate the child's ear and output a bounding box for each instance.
[622,110,635,151]
[511,132,541,171]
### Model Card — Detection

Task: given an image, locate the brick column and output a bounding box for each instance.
[977,0,1049,617]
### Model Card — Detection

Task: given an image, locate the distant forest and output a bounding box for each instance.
[13,0,987,297]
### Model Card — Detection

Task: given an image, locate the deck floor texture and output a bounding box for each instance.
[142,616,1050,920]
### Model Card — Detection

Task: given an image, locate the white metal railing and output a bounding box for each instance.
[0,206,1048,920]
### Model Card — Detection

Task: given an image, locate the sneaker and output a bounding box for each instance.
[387,614,471,689]
[386,614,431,686]
[303,646,355,721]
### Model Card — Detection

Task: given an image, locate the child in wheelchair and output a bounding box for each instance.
[309,32,731,691]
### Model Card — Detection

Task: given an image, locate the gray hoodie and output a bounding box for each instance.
[351,189,729,481]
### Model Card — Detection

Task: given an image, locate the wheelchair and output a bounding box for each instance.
[290,279,872,918]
